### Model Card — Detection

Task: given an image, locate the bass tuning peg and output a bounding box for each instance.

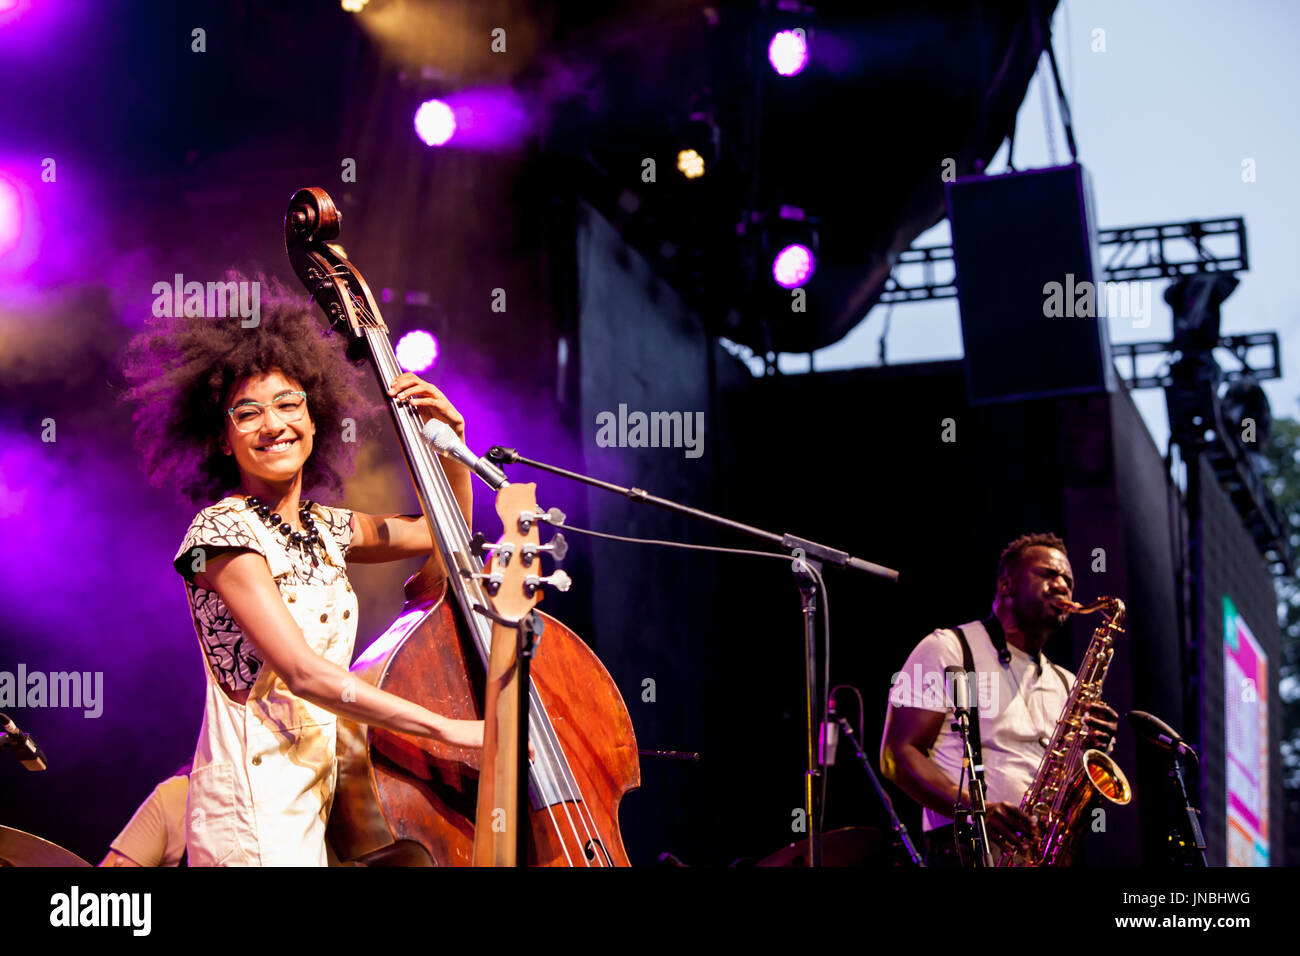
[470,531,489,559]
[521,533,568,567]
[524,570,572,597]
[518,506,567,532]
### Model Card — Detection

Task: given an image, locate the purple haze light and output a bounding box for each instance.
[396,329,440,373]
[772,244,815,288]
[444,88,530,149]
[414,99,456,146]
[768,29,809,76]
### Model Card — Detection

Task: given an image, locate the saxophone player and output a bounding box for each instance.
[879,533,1120,866]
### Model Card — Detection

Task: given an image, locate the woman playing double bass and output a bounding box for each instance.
[124,279,483,866]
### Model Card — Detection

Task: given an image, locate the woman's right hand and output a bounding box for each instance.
[438,717,534,760]
[439,718,486,749]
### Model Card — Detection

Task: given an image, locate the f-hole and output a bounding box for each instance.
[584,839,612,866]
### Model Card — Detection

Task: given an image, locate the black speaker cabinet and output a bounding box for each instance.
[946,163,1117,405]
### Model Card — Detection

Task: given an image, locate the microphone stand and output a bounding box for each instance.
[486,446,899,867]
[1127,712,1208,867]
[952,703,993,867]
[832,713,924,865]
[1168,747,1208,867]
[794,554,823,867]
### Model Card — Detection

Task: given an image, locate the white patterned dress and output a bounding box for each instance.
[173,495,358,866]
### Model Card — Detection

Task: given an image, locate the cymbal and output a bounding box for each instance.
[756,825,890,867]
[0,826,92,867]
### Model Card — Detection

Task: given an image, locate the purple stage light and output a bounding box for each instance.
[0,174,21,258]
[768,29,809,76]
[411,89,533,151]
[772,243,815,288]
[0,0,32,28]
[0,163,61,278]
[396,329,440,373]
[414,99,456,146]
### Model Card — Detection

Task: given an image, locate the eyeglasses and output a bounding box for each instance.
[228,390,308,433]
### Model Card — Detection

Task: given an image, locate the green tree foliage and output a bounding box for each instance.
[1261,417,1300,861]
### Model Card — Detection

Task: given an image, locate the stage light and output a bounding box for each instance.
[772,244,815,288]
[341,0,369,11]
[672,102,721,179]
[414,99,456,147]
[396,329,440,373]
[764,204,819,289]
[768,29,809,76]
[0,0,35,26]
[0,175,21,258]
[1221,379,1272,452]
[1168,273,1237,351]
[677,149,705,179]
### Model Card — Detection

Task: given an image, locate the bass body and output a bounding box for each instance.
[329,563,640,866]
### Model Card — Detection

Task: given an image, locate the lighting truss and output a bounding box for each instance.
[878,217,1248,303]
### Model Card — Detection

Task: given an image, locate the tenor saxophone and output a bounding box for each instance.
[999,597,1132,866]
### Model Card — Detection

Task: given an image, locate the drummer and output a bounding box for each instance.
[100,764,190,867]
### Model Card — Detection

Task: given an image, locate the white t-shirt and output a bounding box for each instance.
[110,774,188,867]
[887,619,1075,832]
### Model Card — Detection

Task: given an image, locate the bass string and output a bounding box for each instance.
[308,248,608,861]
[362,326,608,864]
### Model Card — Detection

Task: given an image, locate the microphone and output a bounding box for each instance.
[421,420,509,491]
[1127,709,1195,759]
[946,665,972,727]
[820,697,839,767]
[0,713,48,771]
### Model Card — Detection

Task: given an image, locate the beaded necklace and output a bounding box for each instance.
[245,495,322,567]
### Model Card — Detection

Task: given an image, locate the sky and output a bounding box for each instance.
[786,0,1300,457]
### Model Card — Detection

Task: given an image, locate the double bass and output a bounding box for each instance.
[284,187,640,866]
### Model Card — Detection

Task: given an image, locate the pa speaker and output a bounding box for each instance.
[946,163,1117,405]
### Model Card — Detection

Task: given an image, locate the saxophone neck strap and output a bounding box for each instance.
[983,614,1020,667]
[984,615,1069,690]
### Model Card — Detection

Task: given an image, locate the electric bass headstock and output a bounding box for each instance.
[471,483,571,618]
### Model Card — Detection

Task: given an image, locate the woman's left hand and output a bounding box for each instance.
[388,373,465,438]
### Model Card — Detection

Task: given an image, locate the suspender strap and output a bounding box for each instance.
[951,626,983,769]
